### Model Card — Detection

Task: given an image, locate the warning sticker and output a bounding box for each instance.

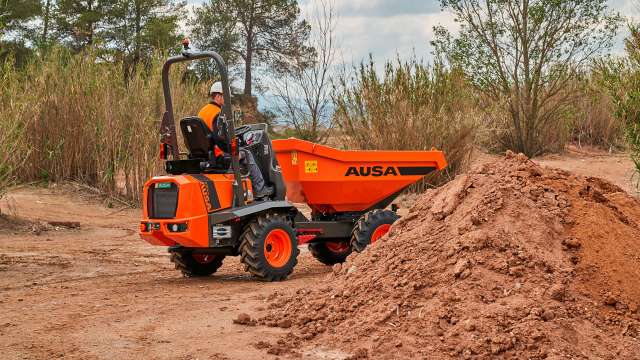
[304,160,318,173]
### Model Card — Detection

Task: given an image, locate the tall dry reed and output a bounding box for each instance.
[0,48,208,203]
[0,58,32,200]
[570,73,624,150]
[333,58,477,189]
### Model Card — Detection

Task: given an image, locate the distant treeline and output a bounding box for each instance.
[0,0,312,93]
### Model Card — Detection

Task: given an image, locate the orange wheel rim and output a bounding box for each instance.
[371,224,391,243]
[264,229,292,267]
[325,241,349,253]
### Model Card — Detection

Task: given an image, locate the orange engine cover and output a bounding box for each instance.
[139,174,251,248]
[272,138,447,213]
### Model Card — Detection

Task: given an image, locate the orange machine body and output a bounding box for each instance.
[140,174,252,248]
[272,138,448,213]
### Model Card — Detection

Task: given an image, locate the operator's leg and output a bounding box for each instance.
[239,149,271,196]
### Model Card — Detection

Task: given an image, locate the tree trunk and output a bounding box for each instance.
[244,44,253,96]
[86,1,94,47]
[134,0,142,68]
[42,0,51,45]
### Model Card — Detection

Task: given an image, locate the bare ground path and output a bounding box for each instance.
[0,149,636,359]
[0,186,335,360]
[537,146,638,195]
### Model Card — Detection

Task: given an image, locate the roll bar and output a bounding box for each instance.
[159,42,245,206]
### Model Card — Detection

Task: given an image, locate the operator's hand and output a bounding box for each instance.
[216,153,232,168]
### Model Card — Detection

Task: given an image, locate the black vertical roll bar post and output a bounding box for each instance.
[160,46,245,207]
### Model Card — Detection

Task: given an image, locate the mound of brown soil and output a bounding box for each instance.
[259,152,640,359]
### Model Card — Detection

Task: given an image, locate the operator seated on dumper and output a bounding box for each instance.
[198,81,274,199]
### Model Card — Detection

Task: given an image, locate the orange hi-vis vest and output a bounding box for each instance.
[198,103,224,157]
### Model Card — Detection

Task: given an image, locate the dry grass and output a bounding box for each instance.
[0,59,31,201]
[333,58,478,189]
[477,74,625,156]
[1,49,632,203]
[0,48,208,203]
[479,87,576,156]
[570,75,624,151]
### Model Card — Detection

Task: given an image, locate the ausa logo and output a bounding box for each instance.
[345,166,398,177]
[199,183,214,213]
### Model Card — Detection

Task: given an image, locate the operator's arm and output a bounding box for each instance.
[210,115,229,152]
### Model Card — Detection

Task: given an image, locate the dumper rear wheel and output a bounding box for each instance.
[240,212,299,281]
[170,250,225,277]
[308,239,352,265]
[351,209,399,252]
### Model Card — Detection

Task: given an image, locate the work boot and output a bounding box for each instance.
[254,185,274,199]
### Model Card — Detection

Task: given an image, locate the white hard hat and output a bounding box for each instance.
[209,81,223,95]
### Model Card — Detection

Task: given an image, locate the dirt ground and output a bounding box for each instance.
[260,151,640,359]
[0,149,637,360]
[537,146,638,196]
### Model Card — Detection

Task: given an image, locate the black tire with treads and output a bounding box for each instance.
[239,212,299,281]
[350,209,399,252]
[169,250,225,277]
[308,240,352,265]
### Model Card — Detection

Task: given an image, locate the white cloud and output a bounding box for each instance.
[334,11,458,65]
[324,0,442,17]
[187,0,633,65]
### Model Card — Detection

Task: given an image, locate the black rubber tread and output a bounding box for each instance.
[239,212,299,281]
[350,209,399,252]
[169,251,225,277]
[308,239,352,265]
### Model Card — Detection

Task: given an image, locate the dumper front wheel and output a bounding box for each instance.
[240,212,299,281]
[308,240,352,265]
[170,250,225,277]
[351,209,399,252]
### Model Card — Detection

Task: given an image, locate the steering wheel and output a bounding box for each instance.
[234,125,251,136]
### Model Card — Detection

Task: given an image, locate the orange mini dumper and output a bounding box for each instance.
[140,44,447,281]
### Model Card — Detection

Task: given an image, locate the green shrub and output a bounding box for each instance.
[599,26,640,187]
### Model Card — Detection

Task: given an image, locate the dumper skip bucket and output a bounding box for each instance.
[272,138,448,213]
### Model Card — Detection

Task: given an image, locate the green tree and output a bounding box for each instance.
[190,0,312,96]
[40,0,54,46]
[102,0,184,77]
[0,0,41,35]
[55,0,110,51]
[434,0,621,156]
[0,0,41,66]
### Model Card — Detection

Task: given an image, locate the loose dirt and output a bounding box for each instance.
[0,185,331,360]
[259,152,640,359]
[1,151,638,360]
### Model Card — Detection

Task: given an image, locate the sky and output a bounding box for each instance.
[185,0,640,67]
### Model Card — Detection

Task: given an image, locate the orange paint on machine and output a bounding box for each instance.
[138,41,447,281]
[272,138,447,213]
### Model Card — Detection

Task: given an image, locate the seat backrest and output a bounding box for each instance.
[180,117,211,159]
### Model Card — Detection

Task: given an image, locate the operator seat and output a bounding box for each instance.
[179,117,229,171]
[180,117,212,159]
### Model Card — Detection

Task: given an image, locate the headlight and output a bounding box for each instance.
[167,223,188,232]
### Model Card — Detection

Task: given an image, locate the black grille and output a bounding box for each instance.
[148,183,178,219]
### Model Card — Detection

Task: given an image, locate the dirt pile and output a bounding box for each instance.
[259,152,640,359]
